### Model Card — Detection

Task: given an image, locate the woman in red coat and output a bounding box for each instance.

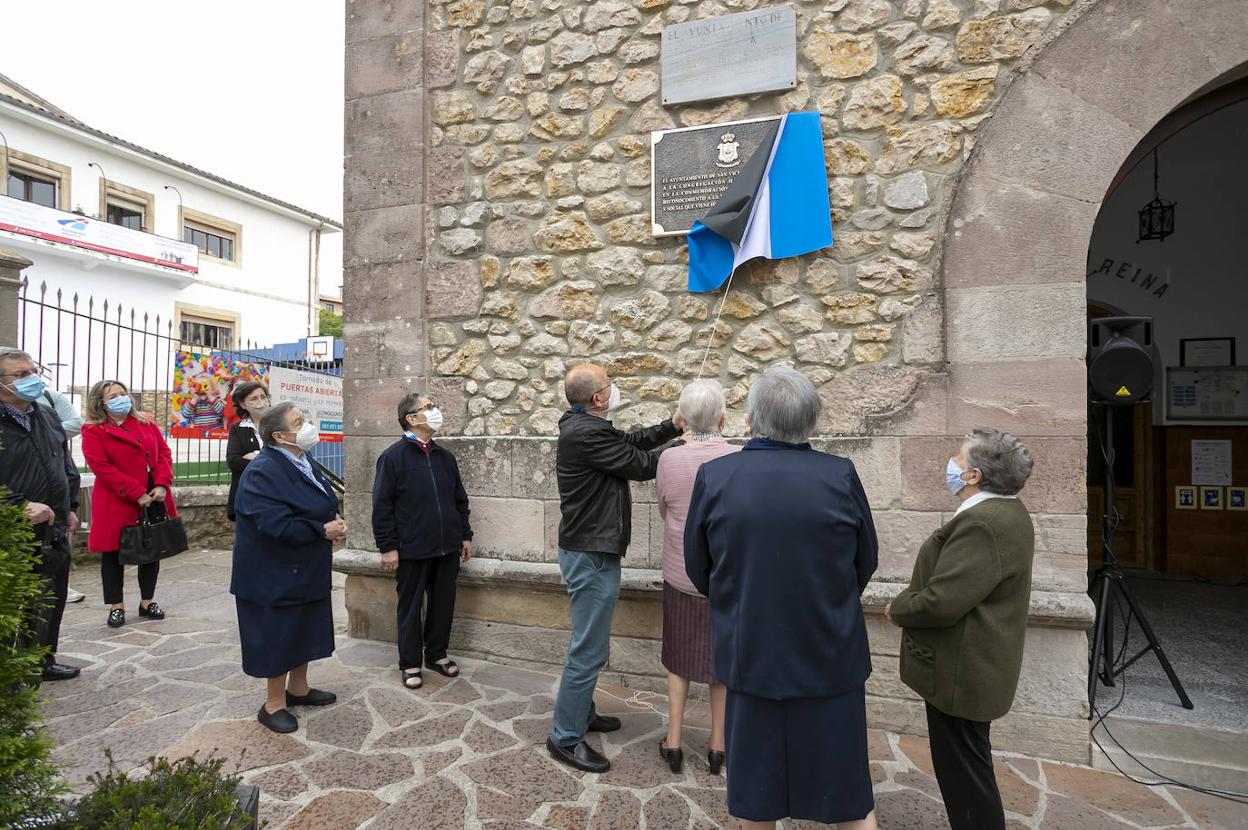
[81,380,177,628]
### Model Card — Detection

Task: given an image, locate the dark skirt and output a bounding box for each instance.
[660,582,716,685]
[236,596,335,679]
[725,686,874,824]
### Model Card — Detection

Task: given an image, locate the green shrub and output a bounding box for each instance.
[0,486,67,826]
[68,752,253,830]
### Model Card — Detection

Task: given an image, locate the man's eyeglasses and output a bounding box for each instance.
[0,368,38,380]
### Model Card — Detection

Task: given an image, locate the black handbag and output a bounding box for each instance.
[118,500,188,565]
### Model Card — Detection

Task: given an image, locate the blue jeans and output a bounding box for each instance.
[550,548,621,747]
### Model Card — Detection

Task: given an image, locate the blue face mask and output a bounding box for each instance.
[106,395,133,416]
[946,457,969,496]
[9,374,46,402]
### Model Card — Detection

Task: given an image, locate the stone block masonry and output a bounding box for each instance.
[343,0,1101,764]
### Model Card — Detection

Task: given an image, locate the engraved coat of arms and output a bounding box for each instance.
[716,132,741,168]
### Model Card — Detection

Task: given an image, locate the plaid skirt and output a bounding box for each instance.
[660,582,717,685]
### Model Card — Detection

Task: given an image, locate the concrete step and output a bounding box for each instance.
[1092,716,1248,795]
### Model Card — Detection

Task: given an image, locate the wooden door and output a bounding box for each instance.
[1088,403,1154,568]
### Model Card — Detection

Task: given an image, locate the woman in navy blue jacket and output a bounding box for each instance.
[232,402,346,733]
[372,391,472,691]
[685,367,879,830]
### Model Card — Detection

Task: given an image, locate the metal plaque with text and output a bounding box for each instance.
[650,115,782,237]
[661,5,797,107]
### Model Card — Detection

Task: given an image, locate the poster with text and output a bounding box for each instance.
[170,351,269,438]
[269,367,344,442]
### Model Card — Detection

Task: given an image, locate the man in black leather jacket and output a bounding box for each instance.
[546,363,682,773]
[0,348,81,681]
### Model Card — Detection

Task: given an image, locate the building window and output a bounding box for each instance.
[2,149,72,211]
[180,208,242,265]
[179,313,235,350]
[99,181,156,233]
[322,301,337,313]
[106,201,143,230]
[7,168,59,208]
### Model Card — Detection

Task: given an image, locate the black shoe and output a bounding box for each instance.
[708,750,725,776]
[659,740,683,773]
[546,738,610,773]
[107,608,125,628]
[286,688,336,707]
[257,705,298,733]
[138,601,165,619]
[42,663,81,681]
[587,713,621,733]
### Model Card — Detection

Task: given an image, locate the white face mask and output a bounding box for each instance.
[606,384,621,412]
[284,422,320,451]
[423,407,444,432]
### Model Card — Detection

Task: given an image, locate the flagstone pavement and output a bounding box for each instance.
[39,550,1244,829]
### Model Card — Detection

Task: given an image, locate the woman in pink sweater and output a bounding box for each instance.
[655,379,739,775]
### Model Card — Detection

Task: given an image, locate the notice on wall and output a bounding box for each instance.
[660,6,796,106]
[1191,439,1233,486]
[269,367,343,442]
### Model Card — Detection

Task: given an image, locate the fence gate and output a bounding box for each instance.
[16,279,343,488]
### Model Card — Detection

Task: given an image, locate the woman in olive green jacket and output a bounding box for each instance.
[885,428,1035,830]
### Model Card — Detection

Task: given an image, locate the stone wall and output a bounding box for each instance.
[342,0,1107,762]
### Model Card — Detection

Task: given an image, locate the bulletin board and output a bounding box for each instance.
[1165,366,1248,422]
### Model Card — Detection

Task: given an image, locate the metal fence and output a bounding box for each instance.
[15,278,343,486]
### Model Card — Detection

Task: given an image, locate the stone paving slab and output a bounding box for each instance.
[37,549,1244,829]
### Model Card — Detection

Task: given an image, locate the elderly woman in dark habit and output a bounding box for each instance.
[685,366,879,830]
[886,429,1035,830]
[231,401,345,733]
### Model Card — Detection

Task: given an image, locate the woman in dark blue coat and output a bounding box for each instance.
[685,367,879,830]
[231,402,346,733]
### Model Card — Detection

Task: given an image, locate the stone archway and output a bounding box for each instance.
[938,0,1248,560]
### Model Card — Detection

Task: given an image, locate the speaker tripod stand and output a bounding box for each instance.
[1087,403,1193,712]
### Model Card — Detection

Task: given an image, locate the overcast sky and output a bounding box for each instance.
[5,0,345,292]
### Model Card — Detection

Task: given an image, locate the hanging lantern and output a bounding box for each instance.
[1137,148,1176,242]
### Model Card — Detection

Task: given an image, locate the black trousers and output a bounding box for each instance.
[926,702,1005,830]
[99,550,160,605]
[395,553,460,671]
[22,534,70,667]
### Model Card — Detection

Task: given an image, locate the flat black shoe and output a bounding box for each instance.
[424,658,460,678]
[587,713,621,733]
[138,601,165,619]
[286,688,336,707]
[257,706,298,733]
[42,663,81,681]
[546,738,610,773]
[107,608,125,628]
[660,740,683,773]
[402,670,423,690]
[708,750,725,776]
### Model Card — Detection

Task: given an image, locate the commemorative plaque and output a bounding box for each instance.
[650,115,782,237]
[661,6,797,107]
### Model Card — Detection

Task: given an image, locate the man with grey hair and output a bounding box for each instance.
[0,347,81,681]
[886,428,1035,830]
[685,366,879,829]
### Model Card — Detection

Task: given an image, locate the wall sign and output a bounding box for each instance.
[1086,257,1168,299]
[651,115,781,236]
[1167,367,1248,421]
[1180,337,1235,367]
[661,6,796,106]
[1191,439,1233,486]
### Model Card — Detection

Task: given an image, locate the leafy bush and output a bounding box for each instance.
[318,308,343,338]
[0,486,67,826]
[67,752,253,829]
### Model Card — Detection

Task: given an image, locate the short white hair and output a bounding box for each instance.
[962,428,1034,495]
[747,366,820,444]
[679,380,726,433]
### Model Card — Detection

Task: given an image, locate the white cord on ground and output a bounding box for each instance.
[595,686,664,714]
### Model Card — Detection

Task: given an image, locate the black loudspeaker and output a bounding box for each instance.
[1088,316,1154,405]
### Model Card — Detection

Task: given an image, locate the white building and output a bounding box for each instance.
[1,72,341,388]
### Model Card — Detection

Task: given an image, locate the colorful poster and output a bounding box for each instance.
[170,351,269,438]
[269,366,343,442]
